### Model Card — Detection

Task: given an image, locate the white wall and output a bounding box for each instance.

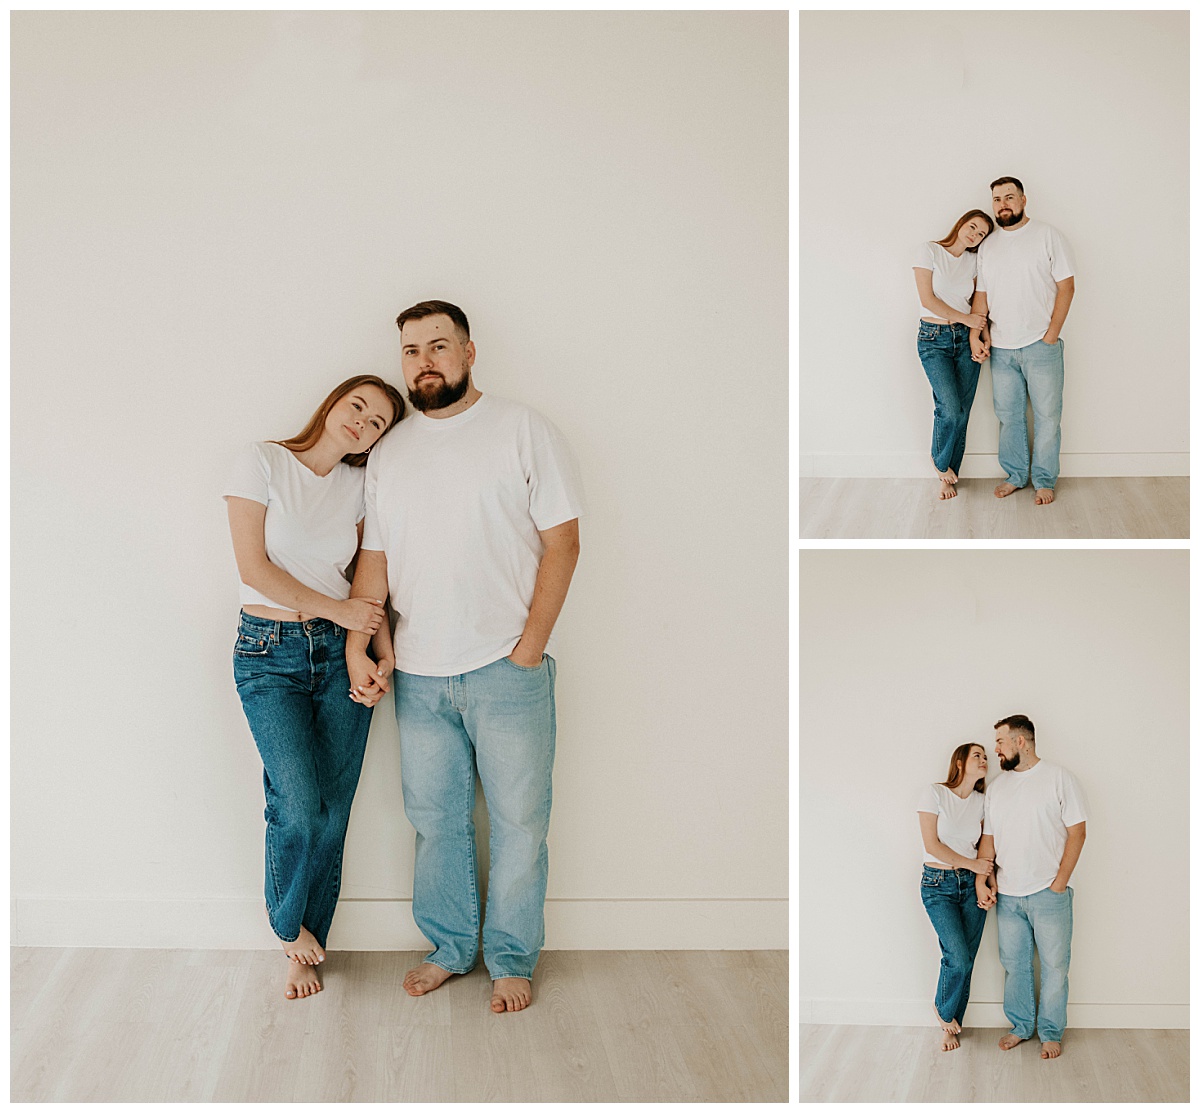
[11,11,788,949]
[798,11,1189,478]
[798,550,1189,1028]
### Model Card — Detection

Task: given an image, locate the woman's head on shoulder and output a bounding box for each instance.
[942,742,988,794]
[938,210,995,254]
[278,375,407,467]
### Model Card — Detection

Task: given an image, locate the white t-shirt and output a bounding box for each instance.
[917,783,985,868]
[223,441,366,610]
[976,219,1076,349]
[362,393,585,677]
[983,760,1089,897]
[913,241,978,321]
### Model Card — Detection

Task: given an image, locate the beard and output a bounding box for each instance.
[999,752,1021,771]
[409,366,470,412]
[995,206,1024,228]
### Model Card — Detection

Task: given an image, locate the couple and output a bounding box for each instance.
[913,177,1076,504]
[918,715,1088,1059]
[224,300,583,1012]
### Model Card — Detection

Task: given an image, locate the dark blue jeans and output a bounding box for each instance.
[916,321,980,474]
[233,612,373,948]
[920,865,987,1026]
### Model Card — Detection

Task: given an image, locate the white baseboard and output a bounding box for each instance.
[798,452,1189,478]
[11,897,787,951]
[799,998,1189,1030]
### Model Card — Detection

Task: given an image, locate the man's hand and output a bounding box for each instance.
[507,639,544,669]
[971,338,990,363]
[1041,333,1060,345]
[347,647,391,705]
[1049,879,1069,894]
[976,875,997,909]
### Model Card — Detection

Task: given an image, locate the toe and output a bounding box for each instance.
[491,996,506,1013]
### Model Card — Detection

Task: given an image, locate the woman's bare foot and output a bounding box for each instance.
[1034,488,1055,505]
[285,959,322,1000]
[994,482,1020,499]
[999,1033,1027,1050]
[403,962,455,997]
[281,925,324,966]
[941,1030,960,1051]
[933,1007,960,1034]
[939,478,958,500]
[1041,1041,1062,1058]
[491,977,532,1013]
[932,458,958,485]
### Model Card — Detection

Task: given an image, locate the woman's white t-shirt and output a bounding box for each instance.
[913,241,978,321]
[917,783,985,868]
[223,441,366,610]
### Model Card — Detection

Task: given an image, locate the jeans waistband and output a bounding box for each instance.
[919,321,968,334]
[238,610,345,638]
[923,865,976,875]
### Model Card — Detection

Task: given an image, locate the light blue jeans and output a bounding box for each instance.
[396,654,557,981]
[996,886,1073,1042]
[990,338,1065,491]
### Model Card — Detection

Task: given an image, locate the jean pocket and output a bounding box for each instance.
[501,654,545,673]
[233,632,273,657]
[921,869,944,889]
[917,324,940,342]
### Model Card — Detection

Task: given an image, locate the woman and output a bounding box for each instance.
[912,210,994,500]
[224,374,405,1001]
[917,742,992,1051]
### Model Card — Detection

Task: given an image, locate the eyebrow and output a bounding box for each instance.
[350,395,387,422]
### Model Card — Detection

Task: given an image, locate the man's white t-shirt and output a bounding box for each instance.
[983,760,1088,896]
[362,393,585,677]
[913,241,978,322]
[976,219,1075,349]
[223,441,366,610]
[917,783,985,868]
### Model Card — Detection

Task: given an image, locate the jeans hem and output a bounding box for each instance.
[424,956,477,976]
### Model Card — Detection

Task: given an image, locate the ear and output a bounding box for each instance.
[465,339,476,368]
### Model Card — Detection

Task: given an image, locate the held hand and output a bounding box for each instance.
[338,598,386,635]
[970,339,990,363]
[962,312,988,330]
[346,647,381,699]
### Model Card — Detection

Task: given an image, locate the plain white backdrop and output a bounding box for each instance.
[11,11,788,949]
[798,550,1189,1028]
[798,10,1189,478]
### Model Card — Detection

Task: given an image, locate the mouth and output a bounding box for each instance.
[417,373,443,385]
[344,425,360,441]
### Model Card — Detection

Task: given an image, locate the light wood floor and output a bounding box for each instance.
[799,1024,1188,1102]
[798,477,1189,539]
[11,947,787,1102]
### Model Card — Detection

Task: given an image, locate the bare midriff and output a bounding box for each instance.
[921,316,952,325]
[242,604,321,623]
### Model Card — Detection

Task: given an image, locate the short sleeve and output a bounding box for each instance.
[1059,769,1088,827]
[916,783,940,814]
[912,241,936,271]
[223,442,270,506]
[361,451,383,550]
[1047,226,1076,282]
[526,412,585,531]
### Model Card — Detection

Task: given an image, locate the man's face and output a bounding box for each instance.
[400,314,476,412]
[994,725,1023,770]
[992,183,1026,228]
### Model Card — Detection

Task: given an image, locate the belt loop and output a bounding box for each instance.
[273,619,281,645]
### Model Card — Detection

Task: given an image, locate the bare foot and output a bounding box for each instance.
[403,962,455,997]
[1041,1041,1062,1059]
[933,1007,960,1034]
[1034,488,1055,505]
[281,925,324,966]
[994,482,1020,499]
[490,977,532,1013]
[285,959,322,1000]
[999,1033,1027,1051]
[941,1030,960,1051]
[938,479,958,500]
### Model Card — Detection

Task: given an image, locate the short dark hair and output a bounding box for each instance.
[395,300,470,341]
[990,176,1024,195]
[994,714,1035,744]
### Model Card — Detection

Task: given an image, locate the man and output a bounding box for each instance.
[976,715,1087,1059]
[969,177,1076,505]
[346,300,583,1014]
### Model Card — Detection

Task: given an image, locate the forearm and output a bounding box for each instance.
[921,295,973,326]
[924,840,984,870]
[515,535,580,659]
[969,292,990,341]
[347,552,389,654]
[1053,830,1086,888]
[1044,289,1074,340]
[240,559,346,622]
[370,619,393,662]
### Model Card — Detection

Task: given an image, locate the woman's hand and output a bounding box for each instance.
[969,856,994,877]
[961,312,988,330]
[338,597,386,634]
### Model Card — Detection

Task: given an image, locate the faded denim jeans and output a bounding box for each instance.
[990,338,1065,491]
[920,865,988,1026]
[997,886,1073,1043]
[233,612,372,948]
[916,321,981,475]
[396,654,557,981]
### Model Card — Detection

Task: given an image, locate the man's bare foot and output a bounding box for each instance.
[1041,1041,1062,1059]
[403,962,455,997]
[285,959,322,1000]
[941,1030,960,1051]
[281,925,324,966]
[490,977,532,1013]
[999,1033,1027,1051]
[939,478,958,500]
[1034,488,1055,505]
[994,482,1020,499]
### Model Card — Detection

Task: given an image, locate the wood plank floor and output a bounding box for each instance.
[10,948,788,1102]
[798,477,1189,539]
[799,1024,1188,1102]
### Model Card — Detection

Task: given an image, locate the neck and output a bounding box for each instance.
[424,383,483,420]
[1013,753,1039,772]
[292,437,345,476]
[1002,214,1030,231]
[951,779,977,799]
[945,240,966,257]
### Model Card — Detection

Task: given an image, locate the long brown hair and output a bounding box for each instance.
[942,743,986,794]
[936,209,994,254]
[274,375,407,468]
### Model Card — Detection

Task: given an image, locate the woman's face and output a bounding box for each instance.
[962,745,989,783]
[325,383,394,454]
[956,217,991,250]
